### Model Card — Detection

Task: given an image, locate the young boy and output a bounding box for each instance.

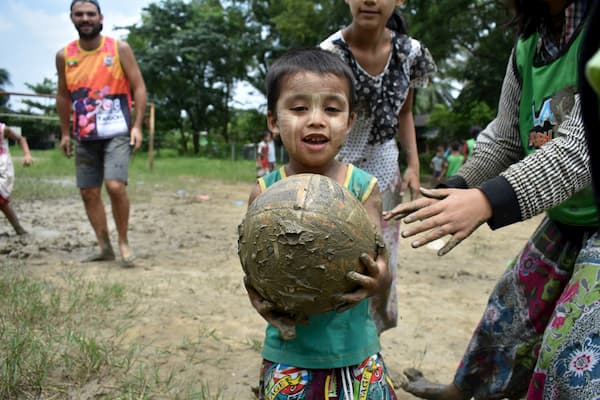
[441,141,464,178]
[0,122,32,235]
[243,48,398,399]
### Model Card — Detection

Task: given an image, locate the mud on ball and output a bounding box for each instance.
[238,173,378,317]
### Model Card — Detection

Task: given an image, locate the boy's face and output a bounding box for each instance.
[267,72,355,169]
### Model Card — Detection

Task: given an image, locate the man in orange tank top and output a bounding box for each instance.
[56,0,147,267]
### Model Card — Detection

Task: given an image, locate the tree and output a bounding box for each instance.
[405,0,514,125]
[1,77,59,149]
[125,0,260,154]
[246,0,349,94]
[0,68,11,111]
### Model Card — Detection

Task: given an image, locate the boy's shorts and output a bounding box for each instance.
[0,195,8,205]
[75,135,131,188]
[258,353,398,400]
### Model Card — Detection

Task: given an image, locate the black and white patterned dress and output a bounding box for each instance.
[320,29,436,193]
[320,29,436,333]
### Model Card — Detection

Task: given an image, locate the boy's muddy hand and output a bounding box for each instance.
[337,250,390,311]
[243,276,302,340]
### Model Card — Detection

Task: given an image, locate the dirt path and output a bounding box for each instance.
[1,177,541,398]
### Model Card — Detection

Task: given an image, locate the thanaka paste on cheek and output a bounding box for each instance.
[277,113,297,154]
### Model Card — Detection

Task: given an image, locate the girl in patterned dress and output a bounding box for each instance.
[320,0,436,335]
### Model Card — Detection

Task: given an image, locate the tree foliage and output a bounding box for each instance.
[126,0,261,154]
[4,0,521,153]
[404,0,515,140]
[0,68,11,110]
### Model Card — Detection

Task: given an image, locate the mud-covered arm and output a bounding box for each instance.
[340,185,391,307]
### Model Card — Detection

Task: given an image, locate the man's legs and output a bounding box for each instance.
[104,179,133,262]
[103,135,134,265]
[80,186,115,261]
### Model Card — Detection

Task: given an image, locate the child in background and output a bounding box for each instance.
[0,122,32,235]
[266,130,277,172]
[441,141,464,178]
[244,48,397,400]
[320,0,436,334]
[256,130,271,177]
[429,145,445,186]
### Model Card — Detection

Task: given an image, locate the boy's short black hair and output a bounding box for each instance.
[265,48,356,114]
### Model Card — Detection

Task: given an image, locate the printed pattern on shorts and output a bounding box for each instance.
[258,354,398,400]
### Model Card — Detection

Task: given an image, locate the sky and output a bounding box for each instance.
[0,0,265,110]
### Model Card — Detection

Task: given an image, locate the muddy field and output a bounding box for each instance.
[0,176,541,398]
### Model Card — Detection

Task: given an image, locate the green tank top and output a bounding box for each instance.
[516,30,597,226]
[257,164,381,368]
[466,138,475,157]
[446,153,464,177]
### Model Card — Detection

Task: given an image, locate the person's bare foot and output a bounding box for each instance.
[402,368,469,400]
[82,245,115,262]
[119,243,136,268]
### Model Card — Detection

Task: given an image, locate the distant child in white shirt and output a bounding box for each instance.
[0,122,32,235]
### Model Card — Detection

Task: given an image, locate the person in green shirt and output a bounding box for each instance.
[441,142,464,178]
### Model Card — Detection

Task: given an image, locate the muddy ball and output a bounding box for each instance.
[238,173,378,317]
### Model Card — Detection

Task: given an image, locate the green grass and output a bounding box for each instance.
[3,150,251,398]
[0,261,226,399]
[10,148,257,201]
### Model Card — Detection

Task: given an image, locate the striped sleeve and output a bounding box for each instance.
[449,49,591,228]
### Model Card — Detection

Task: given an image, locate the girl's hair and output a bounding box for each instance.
[265,48,357,114]
[579,0,600,209]
[506,0,591,38]
[386,10,408,35]
[504,0,544,38]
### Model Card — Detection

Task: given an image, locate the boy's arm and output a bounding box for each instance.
[338,186,391,308]
[4,127,32,166]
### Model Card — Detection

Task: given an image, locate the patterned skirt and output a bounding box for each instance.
[454,217,599,399]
